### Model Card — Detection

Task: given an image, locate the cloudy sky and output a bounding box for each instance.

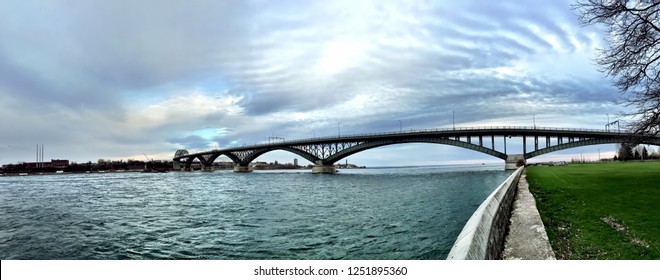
[0,0,651,166]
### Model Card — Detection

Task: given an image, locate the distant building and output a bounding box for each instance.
[50,159,69,168]
[294,158,298,166]
[20,159,69,169]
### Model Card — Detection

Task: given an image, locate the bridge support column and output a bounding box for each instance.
[202,166,214,172]
[312,161,337,174]
[312,165,337,174]
[505,154,525,170]
[233,165,252,173]
[181,167,193,172]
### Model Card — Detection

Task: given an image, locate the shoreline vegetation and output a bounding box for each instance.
[527,161,660,259]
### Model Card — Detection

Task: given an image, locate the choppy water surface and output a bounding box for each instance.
[0,165,512,259]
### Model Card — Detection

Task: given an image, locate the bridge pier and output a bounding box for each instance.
[312,165,337,174]
[312,161,337,174]
[233,165,252,173]
[181,167,193,172]
[505,154,525,170]
[202,166,214,172]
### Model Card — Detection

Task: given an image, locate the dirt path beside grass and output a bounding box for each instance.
[502,170,556,260]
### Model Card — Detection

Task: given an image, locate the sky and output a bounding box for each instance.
[1,0,656,166]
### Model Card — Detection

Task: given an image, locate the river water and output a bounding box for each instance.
[0,164,512,260]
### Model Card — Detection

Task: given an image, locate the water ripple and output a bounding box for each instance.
[0,165,511,259]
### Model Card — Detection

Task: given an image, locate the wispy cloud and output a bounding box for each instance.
[0,0,635,165]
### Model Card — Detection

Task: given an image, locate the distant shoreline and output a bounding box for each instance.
[0,169,149,176]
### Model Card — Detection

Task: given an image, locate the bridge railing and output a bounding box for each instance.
[266,126,626,145]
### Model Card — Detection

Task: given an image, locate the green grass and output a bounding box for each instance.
[527,161,660,259]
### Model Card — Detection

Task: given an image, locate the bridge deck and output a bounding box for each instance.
[172,126,659,172]
[178,126,639,157]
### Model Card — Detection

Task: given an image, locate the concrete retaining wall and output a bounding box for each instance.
[446,167,524,260]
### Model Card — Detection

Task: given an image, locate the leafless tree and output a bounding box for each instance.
[574,0,659,137]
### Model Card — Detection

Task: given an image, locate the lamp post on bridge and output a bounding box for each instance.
[399,120,402,132]
[607,114,610,132]
[606,120,620,133]
[533,114,536,129]
[452,111,455,130]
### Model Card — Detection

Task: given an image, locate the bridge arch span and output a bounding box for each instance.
[323,138,508,165]
[525,137,660,159]
[207,152,241,164]
[240,147,321,166]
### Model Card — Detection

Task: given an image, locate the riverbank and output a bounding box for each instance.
[0,169,156,176]
[446,167,523,259]
[527,162,660,259]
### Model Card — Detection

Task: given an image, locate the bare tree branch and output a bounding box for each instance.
[574,0,660,137]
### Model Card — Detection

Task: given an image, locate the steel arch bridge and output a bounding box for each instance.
[172,126,660,173]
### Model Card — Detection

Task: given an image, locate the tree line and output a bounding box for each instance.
[1,159,174,173]
[615,144,659,161]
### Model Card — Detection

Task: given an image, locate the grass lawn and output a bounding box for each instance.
[527,161,660,259]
